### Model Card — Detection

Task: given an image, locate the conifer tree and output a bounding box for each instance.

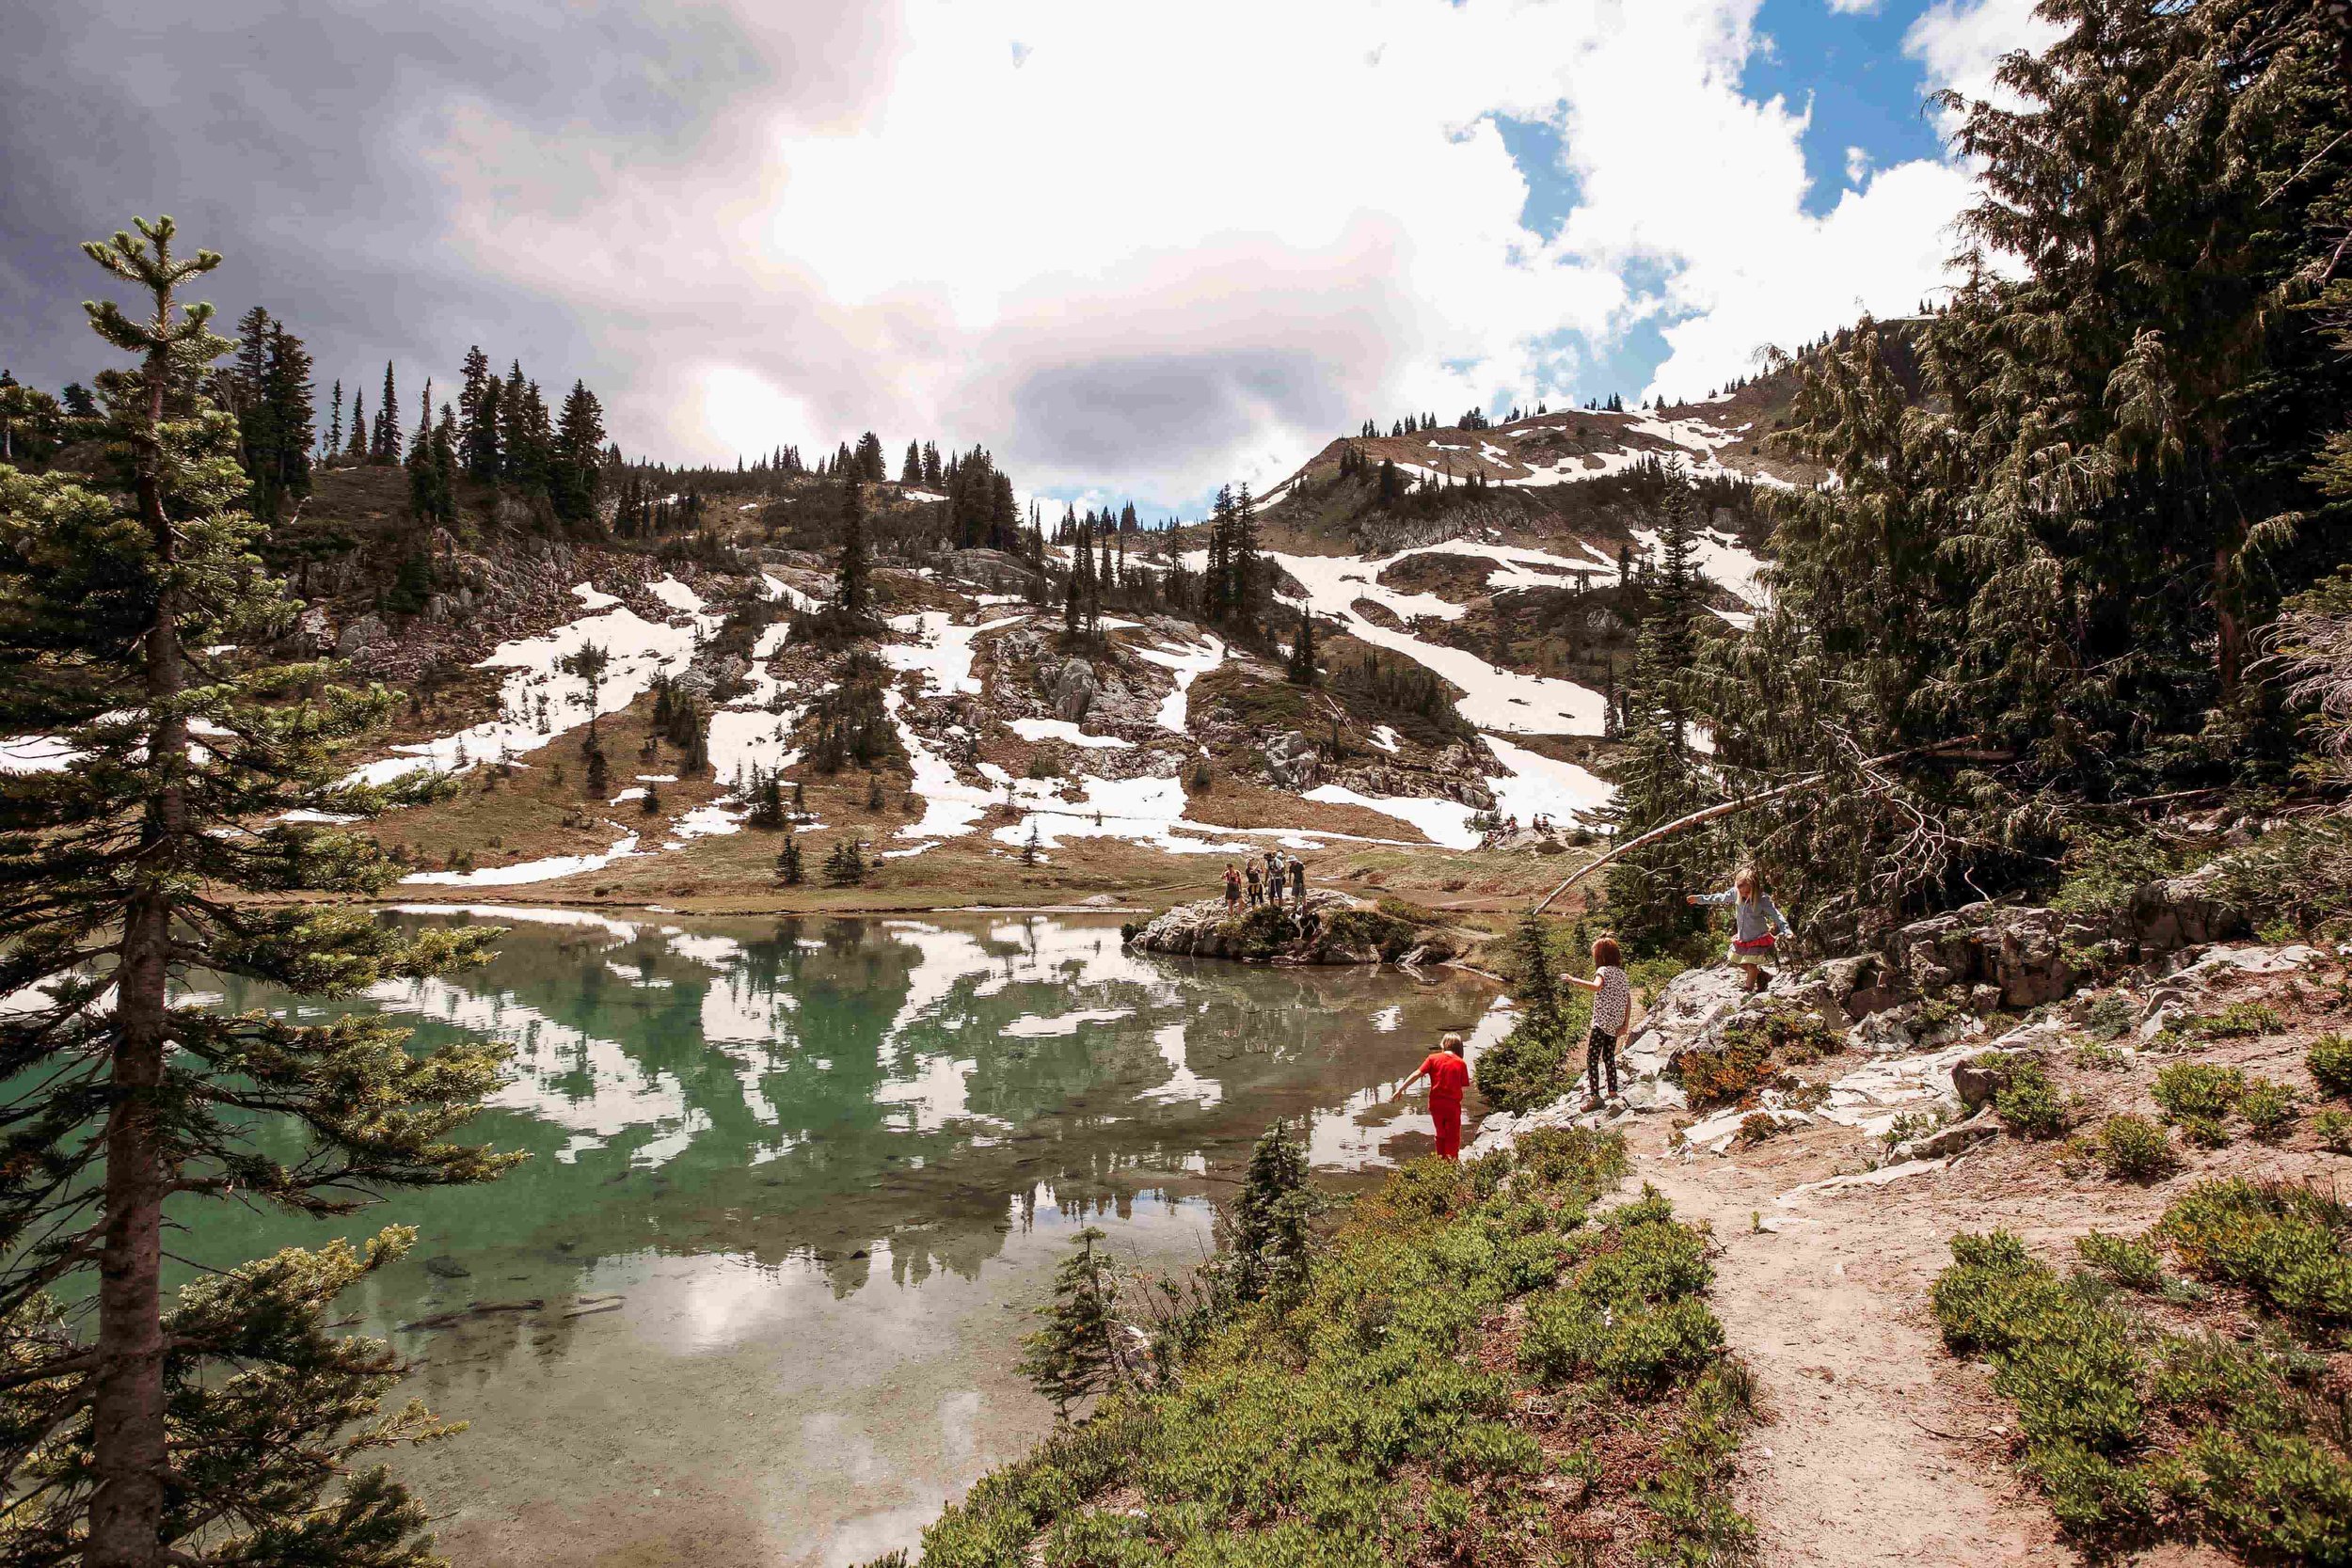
[0,216,514,1568]
[1014,1227,1129,1419]
[1226,1122,1311,1303]
[324,377,342,460]
[834,476,871,620]
[344,386,366,463]
[1286,607,1316,685]
[551,380,606,528]
[921,441,941,487]
[899,440,921,485]
[371,360,397,464]
[1607,471,1707,940]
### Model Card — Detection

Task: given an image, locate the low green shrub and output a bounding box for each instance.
[2095,1114,2177,1183]
[2077,1231,2167,1291]
[1931,1230,2352,1557]
[2314,1107,2352,1153]
[2309,1034,2352,1100]
[2074,1039,2131,1071]
[1987,1054,2069,1139]
[2153,1062,2245,1123]
[2240,1077,2298,1142]
[2180,1001,2282,1041]
[2154,1180,2352,1329]
[2084,992,2136,1042]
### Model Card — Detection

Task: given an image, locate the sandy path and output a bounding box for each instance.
[1630,1147,2065,1566]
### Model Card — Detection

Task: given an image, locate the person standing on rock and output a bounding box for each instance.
[1223,863,1243,910]
[1245,858,1263,907]
[1688,866,1793,993]
[1287,854,1306,904]
[1262,848,1284,907]
[1392,1032,1470,1161]
[1562,936,1630,1110]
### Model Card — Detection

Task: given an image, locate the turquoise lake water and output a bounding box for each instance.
[183,908,1503,1567]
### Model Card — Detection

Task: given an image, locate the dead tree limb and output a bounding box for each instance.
[1533,735,1993,916]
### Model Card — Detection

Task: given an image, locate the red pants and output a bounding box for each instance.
[1431,1097,1462,1161]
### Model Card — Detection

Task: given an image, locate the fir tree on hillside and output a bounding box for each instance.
[0,216,514,1568]
[551,379,606,528]
[370,359,398,464]
[1286,607,1316,685]
[834,475,871,619]
[899,440,921,485]
[343,385,367,463]
[1607,471,1708,940]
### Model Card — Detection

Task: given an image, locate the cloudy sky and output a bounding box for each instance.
[1,0,2051,515]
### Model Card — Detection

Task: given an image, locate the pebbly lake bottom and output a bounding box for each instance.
[179,908,1508,1567]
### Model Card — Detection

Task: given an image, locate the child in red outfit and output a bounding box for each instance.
[1394,1032,1470,1160]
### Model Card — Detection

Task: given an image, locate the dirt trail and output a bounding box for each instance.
[1629,1136,2066,1566]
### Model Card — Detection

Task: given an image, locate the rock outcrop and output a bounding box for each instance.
[1126,890,1444,965]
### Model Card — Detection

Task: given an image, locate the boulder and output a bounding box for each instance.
[1263,730,1318,790]
[1889,1117,1997,1163]
[1051,657,1097,722]
[1950,1056,2007,1111]
[1126,890,1406,964]
[2125,863,2251,952]
[294,605,334,653]
[334,613,385,657]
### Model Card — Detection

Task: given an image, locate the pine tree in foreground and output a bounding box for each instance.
[1225,1121,1312,1304]
[1013,1227,1132,1419]
[0,217,516,1568]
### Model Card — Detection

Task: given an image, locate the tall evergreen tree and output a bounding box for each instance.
[1286,607,1316,685]
[0,216,513,1568]
[551,379,606,528]
[834,475,870,617]
[343,386,366,463]
[256,321,313,519]
[324,377,342,461]
[370,360,397,465]
[1606,470,1708,940]
[899,440,921,485]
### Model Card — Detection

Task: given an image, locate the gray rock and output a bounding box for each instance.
[1263,730,1318,790]
[334,613,385,657]
[1950,1057,2006,1111]
[1051,657,1097,722]
[294,605,334,653]
[1890,1117,1996,1163]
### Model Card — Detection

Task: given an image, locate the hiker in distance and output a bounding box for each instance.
[1688,865,1794,993]
[1392,1031,1470,1161]
[1561,936,1631,1111]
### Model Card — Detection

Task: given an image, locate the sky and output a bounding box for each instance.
[0,0,2055,517]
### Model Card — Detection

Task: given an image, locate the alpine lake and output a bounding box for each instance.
[175,908,1506,1568]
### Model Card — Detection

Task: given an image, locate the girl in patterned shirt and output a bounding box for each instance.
[1562,936,1631,1110]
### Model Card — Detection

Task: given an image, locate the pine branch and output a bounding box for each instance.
[1534,734,1995,915]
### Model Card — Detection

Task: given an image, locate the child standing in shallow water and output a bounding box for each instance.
[1562,937,1631,1110]
[1393,1032,1470,1160]
[1688,866,1794,993]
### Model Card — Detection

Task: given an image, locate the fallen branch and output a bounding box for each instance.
[1533,735,1993,916]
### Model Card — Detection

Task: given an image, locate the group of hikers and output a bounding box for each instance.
[1221,848,1308,911]
[1395,866,1794,1160]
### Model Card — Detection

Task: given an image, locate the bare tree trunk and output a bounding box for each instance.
[89,289,186,1568]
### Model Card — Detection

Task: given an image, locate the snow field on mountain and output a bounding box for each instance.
[348,577,721,786]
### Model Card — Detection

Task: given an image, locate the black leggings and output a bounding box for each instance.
[1585,1027,1619,1096]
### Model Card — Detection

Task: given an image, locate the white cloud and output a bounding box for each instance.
[1905,0,2066,119]
[418,0,2021,504]
[1825,0,1883,13]
[1845,145,1872,184]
